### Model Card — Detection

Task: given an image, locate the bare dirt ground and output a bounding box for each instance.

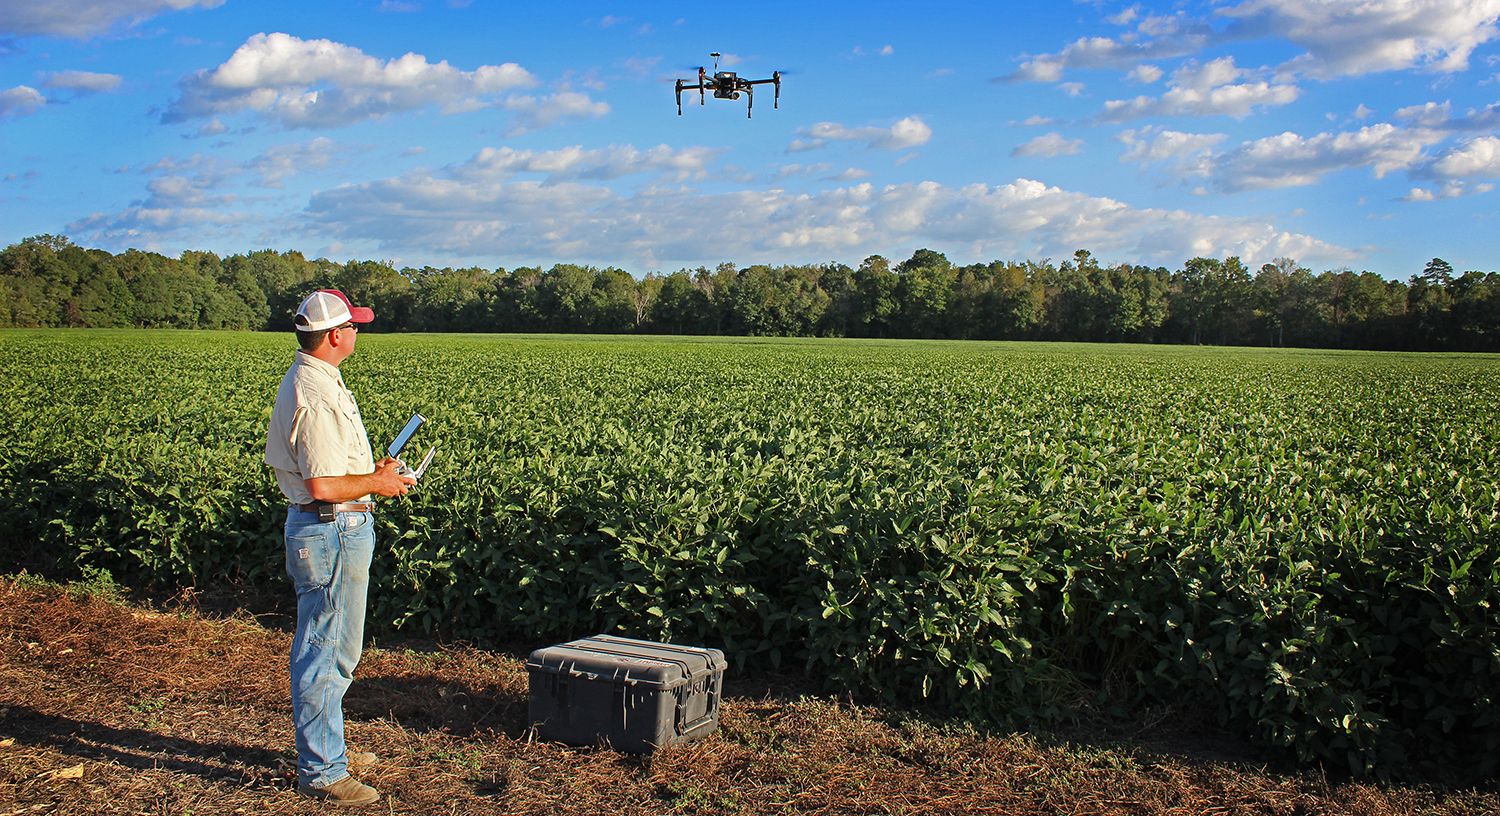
[1,577,1494,816]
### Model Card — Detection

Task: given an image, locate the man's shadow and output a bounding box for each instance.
[1,705,291,787]
[4,675,534,794]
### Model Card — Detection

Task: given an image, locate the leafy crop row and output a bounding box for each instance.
[2,330,1496,780]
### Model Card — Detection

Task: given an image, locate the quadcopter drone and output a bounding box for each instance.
[675,53,781,118]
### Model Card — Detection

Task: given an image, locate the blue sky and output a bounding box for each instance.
[2,1,1498,279]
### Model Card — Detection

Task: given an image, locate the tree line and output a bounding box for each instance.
[2,235,1496,351]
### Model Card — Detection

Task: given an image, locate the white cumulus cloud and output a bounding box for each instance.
[1390,100,1500,134]
[793,116,932,152]
[195,118,227,137]
[1403,180,1494,200]
[1218,0,1500,77]
[502,91,609,136]
[163,32,537,129]
[43,70,123,93]
[300,149,1354,271]
[68,154,240,245]
[0,85,45,118]
[1118,127,1229,178]
[778,162,833,178]
[1447,102,1500,132]
[1102,56,1298,121]
[0,0,223,39]
[1430,136,1500,178]
[250,137,347,187]
[461,144,721,182]
[1214,123,1445,190]
[1395,100,1451,126]
[1120,121,1453,192]
[1000,32,1208,83]
[1012,132,1084,158]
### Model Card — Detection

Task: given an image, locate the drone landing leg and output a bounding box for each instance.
[746,86,753,118]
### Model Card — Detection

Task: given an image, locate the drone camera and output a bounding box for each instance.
[714,72,739,100]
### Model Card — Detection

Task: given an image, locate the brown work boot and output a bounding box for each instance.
[348,751,378,770]
[298,775,380,807]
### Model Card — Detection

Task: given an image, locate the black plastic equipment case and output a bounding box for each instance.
[526,634,726,753]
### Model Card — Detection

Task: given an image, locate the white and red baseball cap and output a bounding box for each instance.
[294,289,375,332]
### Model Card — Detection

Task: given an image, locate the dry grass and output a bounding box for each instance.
[0,576,1493,815]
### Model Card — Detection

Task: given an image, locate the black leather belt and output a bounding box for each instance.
[294,501,373,513]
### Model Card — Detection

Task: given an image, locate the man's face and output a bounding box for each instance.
[328,323,359,361]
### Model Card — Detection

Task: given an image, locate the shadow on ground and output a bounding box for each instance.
[0,704,289,787]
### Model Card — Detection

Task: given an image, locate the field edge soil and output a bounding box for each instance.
[0,575,1494,816]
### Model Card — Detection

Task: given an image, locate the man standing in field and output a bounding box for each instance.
[265,289,415,807]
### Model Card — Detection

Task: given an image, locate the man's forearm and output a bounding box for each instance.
[304,473,380,504]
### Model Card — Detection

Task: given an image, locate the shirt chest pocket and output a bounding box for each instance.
[338,404,365,450]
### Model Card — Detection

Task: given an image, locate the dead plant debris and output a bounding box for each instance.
[0,578,1493,816]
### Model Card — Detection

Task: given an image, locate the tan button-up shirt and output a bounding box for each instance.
[265,351,375,505]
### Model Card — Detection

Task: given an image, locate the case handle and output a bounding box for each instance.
[673,677,720,736]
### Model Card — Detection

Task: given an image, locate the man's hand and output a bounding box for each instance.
[372,456,419,498]
[306,458,418,503]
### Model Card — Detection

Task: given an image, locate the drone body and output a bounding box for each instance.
[676,53,781,118]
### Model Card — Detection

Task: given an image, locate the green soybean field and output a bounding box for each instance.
[2,330,1496,781]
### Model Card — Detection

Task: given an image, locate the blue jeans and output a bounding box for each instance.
[284,507,375,789]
